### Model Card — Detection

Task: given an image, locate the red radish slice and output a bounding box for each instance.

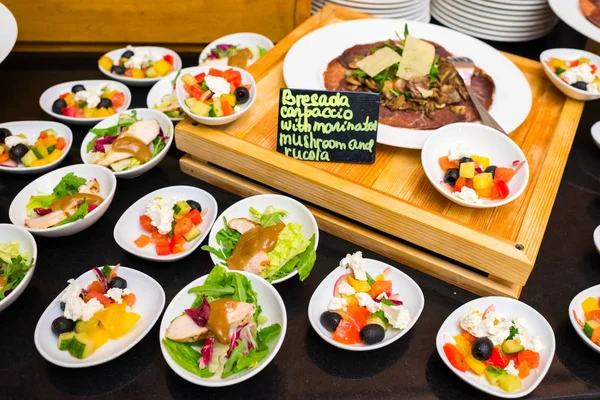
[513,160,527,175]
[382,267,392,278]
[1,159,18,167]
[573,309,584,328]
[482,305,495,319]
[333,273,353,296]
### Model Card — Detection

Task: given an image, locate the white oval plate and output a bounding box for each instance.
[207,194,319,284]
[569,284,600,354]
[0,224,36,312]
[283,19,532,149]
[8,164,117,237]
[0,2,17,65]
[540,48,600,102]
[436,296,555,399]
[308,258,424,351]
[445,0,556,21]
[199,32,274,65]
[159,270,287,387]
[114,186,218,262]
[146,72,183,122]
[80,108,174,179]
[550,0,600,44]
[421,123,529,209]
[39,80,132,126]
[0,121,72,174]
[98,46,182,87]
[34,266,165,368]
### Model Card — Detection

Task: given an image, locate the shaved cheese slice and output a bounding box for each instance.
[396,36,435,80]
[355,47,402,77]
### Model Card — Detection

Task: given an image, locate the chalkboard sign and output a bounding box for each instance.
[276,88,380,163]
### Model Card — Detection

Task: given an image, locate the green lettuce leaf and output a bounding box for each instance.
[262,223,309,279]
[257,323,282,350]
[54,201,88,227]
[0,254,33,301]
[258,46,268,57]
[249,206,288,227]
[231,348,269,375]
[26,194,56,211]
[162,338,214,378]
[87,111,139,152]
[152,135,165,157]
[26,172,87,211]
[296,234,317,281]
[0,241,22,265]
[222,340,245,378]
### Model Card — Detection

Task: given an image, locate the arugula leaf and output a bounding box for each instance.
[507,325,518,341]
[258,46,268,57]
[249,206,288,227]
[205,217,242,261]
[188,283,235,298]
[222,340,245,378]
[170,70,181,86]
[0,255,34,301]
[404,23,410,39]
[297,234,317,281]
[366,272,376,286]
[373,310,389,324]
[55,201,88,227]
[430,56,440,83]
[380,297,395,306]
[162,339,214,378]
[152,135,165,157]
[201,245,229,261]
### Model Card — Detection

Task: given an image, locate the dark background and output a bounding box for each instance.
[0,17,599,400]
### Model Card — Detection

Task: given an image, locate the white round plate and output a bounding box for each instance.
[80,108,174,179]
[34,266,165,368]
[569,284,600,354]
[446,0,555,21]
[283,19,532,149]
[39,80,132,126]
[207,194,319,284]
[114,186,218,262]
[199,32,274,64]
[463,0,550,11]
[0,121,72,174]
[146,72,183,122]
[98,46,182,87]
[451,0,554,17]
[0,224,36,312]
[540,48,600,101]
[436,296,555,399]
[324,0,424,10]
[421,123,529,209]
[308,258,424,351]
[8,164,117,237]
[159,270,287,387]
[0,2,17,64]
[550,0,600,43]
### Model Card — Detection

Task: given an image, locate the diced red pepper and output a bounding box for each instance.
[189,84,203,101]
[163,54,174,65]
[485,347,507,369]
[455,177,473,192]
[83,291,112,306]
[493,180,510,199]
[188,208,203,225]
[174,217,193,236]
[208,68,224,78]
[344,306,371,329]
[111,92,125,109]
[59,92,69,99]
[170,235,186,254]
[443,343,468,372]
[517,350,539,369]
[369,280,392,298]
[56,137,67,150]
[62,107,77,117]
[461,330,477,344]
[221,101,234,116]
[438,156,459,172]
[223,69,242,87]
[155,240,171,256]
[194,73,206,83]
[494,167,514,183]
[151,232,168,243]
[592,64,598,74]
[570,59,580,67]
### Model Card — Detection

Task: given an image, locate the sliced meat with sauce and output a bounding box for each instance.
[239,251,271,275]
[581,0,600,27]
[78,178,100,195]
[96,120,160,167]
[224,301,256,328]
[25,210,68,229]
[227,218,259,234]
[165,314,209,343]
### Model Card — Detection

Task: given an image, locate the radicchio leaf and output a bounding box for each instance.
[92,266,109,292]
[216,44,233,51]
[198,337,214,369]
[88,204,98,213]
[92,136,118,153]
[34,208,52,216]
[185,295,211,327]
[239,323,257,354]
[228,326,243,357]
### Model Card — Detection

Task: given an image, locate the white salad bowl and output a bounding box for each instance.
[198,32,274,65]
[39,80,131,126]
[8,164,117,237]
[0,121,72,174]
[568,284,600,355]
[175,66,257,126]
[114,186,218,262]
[436,296,555,399]
[421,123,529,209]
[540,48,600,101]
[159,270,287,387]
[80,108,174,179]
[591,121,600,151]
[0,224,37,313]
[98,46,182,87]
[207,194,319,284]
[146,72,183,122]
[308,258,424,351]
[34,266,165,368]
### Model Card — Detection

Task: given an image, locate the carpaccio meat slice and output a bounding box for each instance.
[580,0,600,28]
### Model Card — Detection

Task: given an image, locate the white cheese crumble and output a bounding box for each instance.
[60,279,105,322]
[448,142,470,162]
[504,360,519,376]
[355,292,380,313]
[337,280,355,296]
[355,292,411,329]
[339,251,367,281]
[144,196,176,235]
[74,83,107,109]
[587,83,599,93]
[123,46,162,70]
[105,287,131,304]
[561,64,595,84]
[205,75,231,98]
[328,297,347,311]
[4,135,27,149]
[453,186,481,204]
[460,309,511,346]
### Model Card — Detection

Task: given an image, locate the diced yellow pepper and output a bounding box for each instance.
[594,76,600,84]
[145,66,157,78]
[347,276,371,293]
[87,326,110,349]
[475,187,491,198]
[473,173,493,190]
[454,334,472,356]
[459,162,475,179]
[17,133,26,139]
[30,158,50,167]
[470,155,490,170]
[582,297,600,319]
[220,93,237,107]
[64,93,75,107]
[549,58,567,69]
[466,355,486,375]
[579,57,591,65]
[344,295,358,307]
[375,273,385,281]
[153,59,172,76]
[84,108,96,118]
[98,56,114,72]
[47,149,63,162]
[131,68,145,79]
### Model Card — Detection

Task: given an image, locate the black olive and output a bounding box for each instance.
[111,65,125,75]
[459,156,474,165]
[108,276,127,290]
[572,81,588,91]
[52,98,67,114]
[320,311,342,332]
[9,144,29,161]
[60,301,66,311]
[472,337,494,361]
[186,200,202,211]
[484,165,497,178]
[51,316,75,335]
[121,50,135,59]
[97,98,113,109]
[71,84,86,94]
[0,128,12,144]
[360,324,385,345]
[443,168,460,186]
[234,87,250,104]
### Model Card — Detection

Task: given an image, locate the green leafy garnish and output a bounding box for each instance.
[201,217,241,261]
[0,254,34,301]
[152,135,165,157]
[555,67,566,76]
[404,24,410,39]
[249,206,288,228]
[430,56,440,83]
[366,272,376,286]
[380,297,395,306]
[507,325,519,341]
[170,70,181,86]
[373,310,389,324]
[26,172,87,211]
[86,110,139,153]
[101,265,112,278]
[258,46,268,57]
[162,338,214,378]
[55,201,89,226]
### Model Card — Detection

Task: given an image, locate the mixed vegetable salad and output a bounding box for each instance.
[439,143,525,204]
[203,206,316,282]
[52,83,126,119]
[546,57,600,93]
[573,296,600,346]
[163,266,281,379]
[0,128,67,168]
[182,68,251,118]
[86,111,168,172]
[0,241,34,302]
[201,44,268,69]
[136,197,204,256]
[51,265,139,359]
[322,252,411,346]
[443,305,544,393]
[152,71,184,119]
[99,46,175,79]
[25,173,103,230]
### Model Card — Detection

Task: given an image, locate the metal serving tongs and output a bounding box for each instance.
[448,56,507,135]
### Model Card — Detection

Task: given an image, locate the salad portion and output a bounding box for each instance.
[86,111,168,173]
[152,72,183,119]
[136,197,204,256]
[0,241,34,302]
[25,173,103,229]
[163,266,281,379]
[51,83,126,119]
[443,305,544,393]
[573,296,600,346]
[201,44,268,69]
[321,252,411,346]
[0,128,67,168]
[203,206,316,282]
[438,143,526,204]
[546,56,600,93]
[50,265,139,359]
[99,46,175,79]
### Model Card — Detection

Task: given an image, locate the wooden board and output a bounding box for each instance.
[175,4,585,297]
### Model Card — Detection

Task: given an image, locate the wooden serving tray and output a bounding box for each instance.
[176,5,585,298]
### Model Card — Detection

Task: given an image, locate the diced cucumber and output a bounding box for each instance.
[497,374,522,392]
[181,74,197,86]
[584,320,600,338]
[174,200,192,220]
[365,315,387,330]
[69,333,95,359]
[21,150,38,167]
[75,317,100,333]
[484,366,506,387]
[501,339,525,354]
[47,145,57,154]
[183,225,201,242]
[173,204,181,215]
[33,145,49,159]
[213,97,224,117]
[189,101,211,117]
[185,97,198,108]
[57,331,76,351]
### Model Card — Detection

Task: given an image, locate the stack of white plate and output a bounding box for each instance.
[431,0,558,42]
[312,0,431,23]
